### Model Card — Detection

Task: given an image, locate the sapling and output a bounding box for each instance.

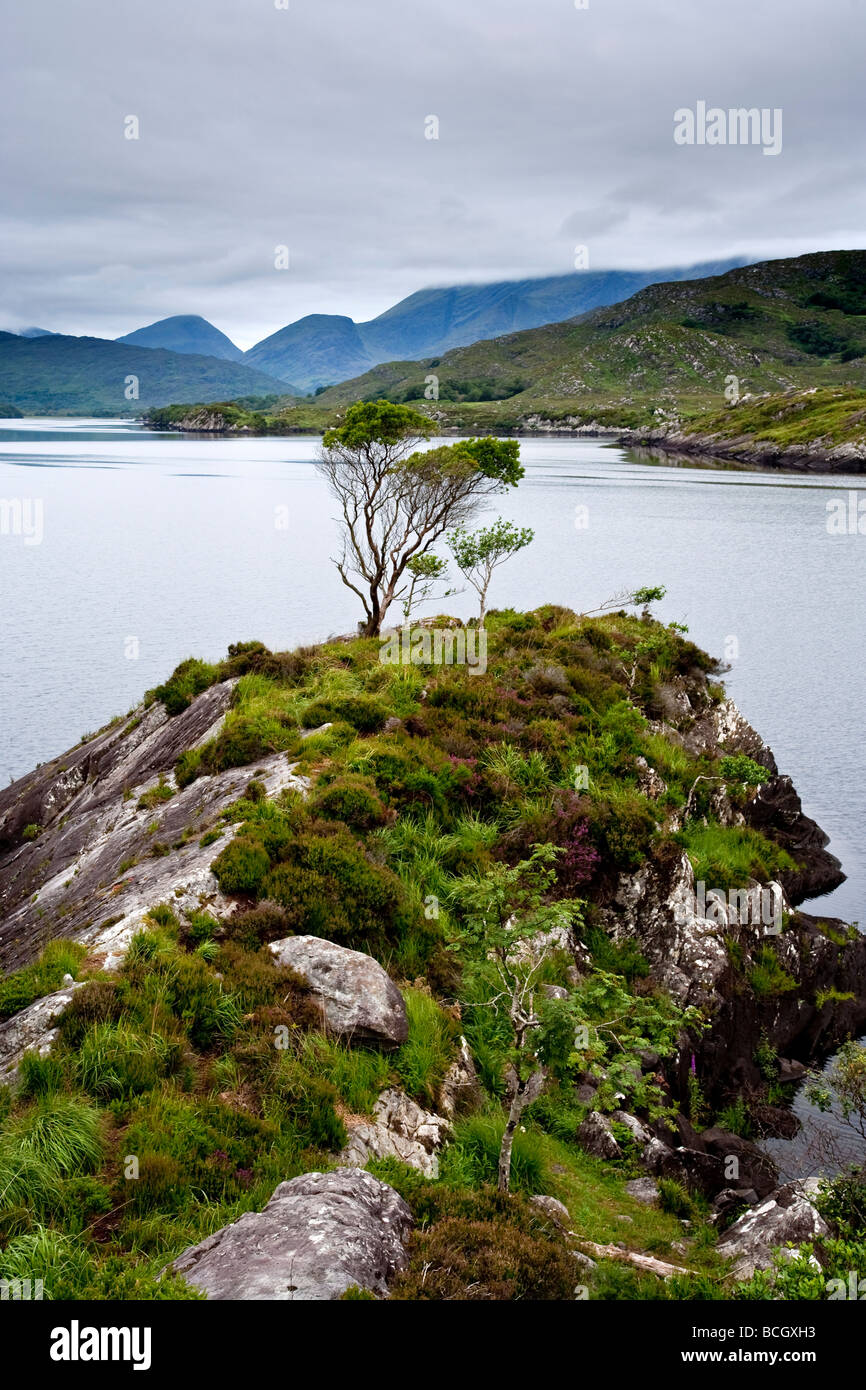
[448,843,582,1191]
[448,517,534,627]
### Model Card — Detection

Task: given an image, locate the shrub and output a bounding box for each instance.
[441,1113,547,1194]
[211,836,271,896]
[151,658,222,715]
[657,1177,697,1219]
[302,693,388,733]
[390,1187,576,1300]
[270,1060,347,1151]
[310,775,389,830]
[289,1034,390,1115]
[581,923,650,982]
[76,1022,181,1098]
[748,946,797,998]
[261,828,412,951]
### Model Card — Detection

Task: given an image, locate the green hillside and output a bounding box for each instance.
[315,250,866,431]
[0,332,289,416]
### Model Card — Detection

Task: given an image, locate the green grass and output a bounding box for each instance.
[0,939,88,1021]
[676,822,796,891]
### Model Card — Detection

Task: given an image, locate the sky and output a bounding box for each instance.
[1,0,864,350]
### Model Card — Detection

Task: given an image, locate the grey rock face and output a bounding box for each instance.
[0,680,308,974]
[437,1035,482,1119]
[339,1088,452,1178]
[576,1111,622,1160]
[625,1177,660,1207]
[611,1110,650,1145]
[268,936,408,1049]
[0,984,83,1084]
[716,1179,830,1281]
[168,1168,413,1300]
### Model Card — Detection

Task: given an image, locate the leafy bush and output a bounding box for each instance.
[151,658,222,715]
[211,836,272,895]
[309,775,389,830]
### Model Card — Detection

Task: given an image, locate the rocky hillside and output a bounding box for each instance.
[311,251,866,436]
[0,608,864,1300]
[620,386,866,471]
[242,259,746,393]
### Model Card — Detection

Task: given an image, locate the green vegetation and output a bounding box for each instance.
[138,253,866,448]
[675,822,796,891]
[0,605,845,1300]
[0,940,87,1022]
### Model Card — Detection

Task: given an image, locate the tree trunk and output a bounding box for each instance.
[497,1067,545,1192]
[497,1089,524,1192]
[362,594,382,637]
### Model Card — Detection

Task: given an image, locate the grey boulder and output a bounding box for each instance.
[339,1088,452,1179]
[268,935,408,1049]
[168,1168,412,1300]
[576,1111,622,1160]
[716,1179,830,1281]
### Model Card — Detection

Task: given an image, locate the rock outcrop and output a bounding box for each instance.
[0,682,308,974]
[339,1088,452,1178]
[167,1168,413,1300]
[268,936,408,1049]
[437,1035,483,1119]
[716,1179,830,1281]
[0,983,83,1084]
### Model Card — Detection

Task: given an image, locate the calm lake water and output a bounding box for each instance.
[0,418,864,933]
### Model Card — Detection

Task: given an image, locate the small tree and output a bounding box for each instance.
[318,403,523,636]
[806,1041,866,1157]
[449,844,583,1191]
[399,553,459,624]
[448,517,534,627]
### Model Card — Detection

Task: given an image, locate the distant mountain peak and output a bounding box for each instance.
[243,257,754,393]
[117,315,243,363]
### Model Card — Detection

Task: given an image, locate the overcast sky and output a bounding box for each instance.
[1,0,864,349]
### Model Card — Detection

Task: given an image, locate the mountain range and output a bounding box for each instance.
[312,249,866,428]
[2,257,751,412]
[241,259,748,391]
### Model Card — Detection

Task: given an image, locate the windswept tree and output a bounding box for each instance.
[317,402,523,636]
[448,517,534,627]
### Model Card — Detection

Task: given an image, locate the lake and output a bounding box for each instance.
[1,418,863,932]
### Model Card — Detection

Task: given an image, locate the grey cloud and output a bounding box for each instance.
[0,0,863,348]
